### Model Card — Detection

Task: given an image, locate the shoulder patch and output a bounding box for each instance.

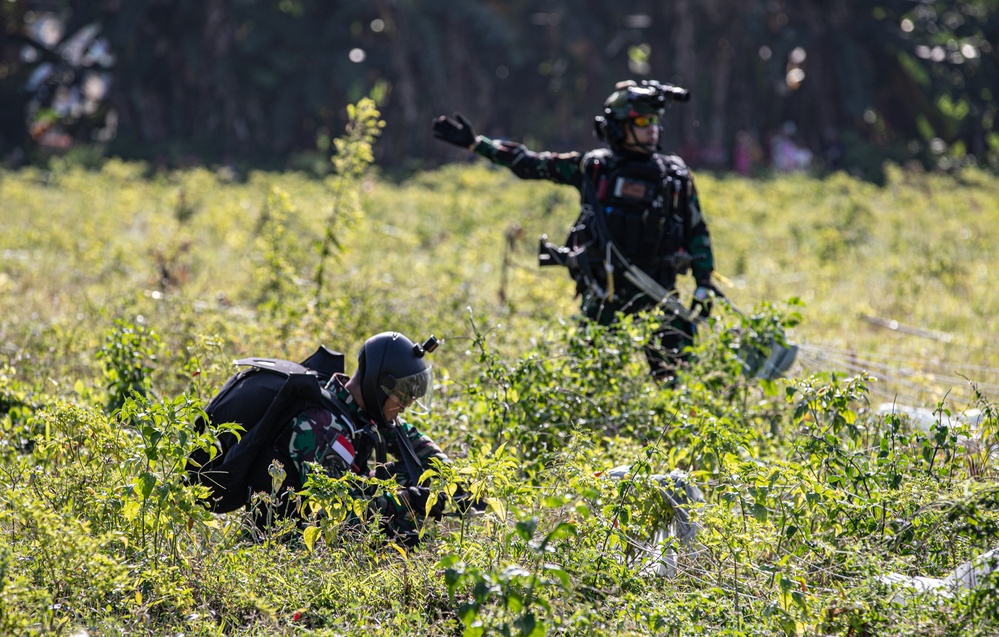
[330,433,356,466]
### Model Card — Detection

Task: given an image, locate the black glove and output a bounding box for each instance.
[452,485,488,516]
[432,112,477,149]
[667,250,693,274]
[691,281,718,318]
[404,486,445,521]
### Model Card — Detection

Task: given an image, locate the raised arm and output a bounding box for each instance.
[433,111,583,186]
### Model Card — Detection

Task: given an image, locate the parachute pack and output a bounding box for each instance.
[186,345,345,513]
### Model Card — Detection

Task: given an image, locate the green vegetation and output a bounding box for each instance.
[3,105,999,635]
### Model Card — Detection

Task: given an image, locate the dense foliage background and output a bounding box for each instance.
[2,0,998,180]
[2,100,999,634]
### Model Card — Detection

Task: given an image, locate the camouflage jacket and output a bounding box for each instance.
[473,136,714,296]
[278,373,449,531]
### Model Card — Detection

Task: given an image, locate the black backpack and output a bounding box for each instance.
[186,345,345,513]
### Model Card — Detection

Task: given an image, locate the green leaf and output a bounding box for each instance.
[458,602,480,627]
[542,495,565,508]
[437,554,461,569]
[303,526,320,552]
[444,567,467,597]
[541,522,576,548]
[513,612,537,637]
[485,497,507,521]
[543,563,572,589]
[793,402,809,422]
[137,472,156,499]
[426,492,440,517]
[516,517,538,541]
[506,591,524,612]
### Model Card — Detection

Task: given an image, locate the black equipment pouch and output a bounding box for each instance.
[186,345,345,513]
[612,176,655,203]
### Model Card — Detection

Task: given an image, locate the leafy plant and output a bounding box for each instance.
[96,318,162,412]
[314,96,384,312]
[3,155,999,634]
[252,185,309,330]
[440,517,577,637]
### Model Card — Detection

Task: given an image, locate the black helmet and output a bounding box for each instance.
[604,82,666,120]
[594,79,689,148]
[355,332,437,427]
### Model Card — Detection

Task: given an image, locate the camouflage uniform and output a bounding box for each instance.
[278,372,449,540]
[473,137,714,378]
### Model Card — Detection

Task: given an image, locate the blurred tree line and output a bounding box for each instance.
[1,0,996,181]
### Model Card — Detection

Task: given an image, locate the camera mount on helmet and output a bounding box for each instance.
[413,335,439,358]
[640,79,690,104]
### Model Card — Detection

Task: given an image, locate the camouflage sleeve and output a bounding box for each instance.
[685,178,714,283]
[353,422,451,539]
[285,407,356,481]
[473,135,583,186]
[383,422,450,482]
[403,422,450,468]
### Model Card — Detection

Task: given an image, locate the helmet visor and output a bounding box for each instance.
[380,366,434,416]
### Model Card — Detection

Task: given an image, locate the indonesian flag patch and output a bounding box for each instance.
[331,434,356,467]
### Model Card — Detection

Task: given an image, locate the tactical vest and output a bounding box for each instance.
[579,149,690,286]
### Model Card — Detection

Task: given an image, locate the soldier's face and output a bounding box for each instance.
[622,117,658,153]
[382,394,409,422]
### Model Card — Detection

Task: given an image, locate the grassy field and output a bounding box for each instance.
[2,143,999,636]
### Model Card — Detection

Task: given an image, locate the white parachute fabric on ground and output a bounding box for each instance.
[605,465,704,578]
[874,403,986,432]
[875,402,999,476]
[879,548,999,603]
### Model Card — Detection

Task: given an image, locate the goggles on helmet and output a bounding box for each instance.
[631,114,659,128]
[380,366,434,416]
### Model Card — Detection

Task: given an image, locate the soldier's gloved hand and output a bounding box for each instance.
[432,112,477,149]
[405,486,446,521]
[668,250,693,273]
[691,281,718,318]
[452,484,488,516]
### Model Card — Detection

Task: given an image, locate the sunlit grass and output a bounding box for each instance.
[3,155,999,635]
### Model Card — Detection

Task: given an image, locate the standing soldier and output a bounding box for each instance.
[433,80,716,383]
